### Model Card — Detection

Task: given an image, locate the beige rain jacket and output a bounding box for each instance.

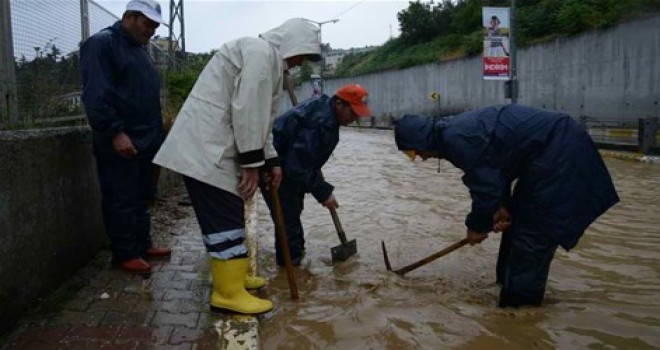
[153,18,321,196]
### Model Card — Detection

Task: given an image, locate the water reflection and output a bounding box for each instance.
[256,128,660,349]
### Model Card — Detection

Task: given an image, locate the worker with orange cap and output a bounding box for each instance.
[260,84,373,267]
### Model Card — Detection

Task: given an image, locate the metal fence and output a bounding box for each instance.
[352,114,660,155]
[0,0,178,130]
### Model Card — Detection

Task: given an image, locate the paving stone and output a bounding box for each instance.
[191,328,219,350]
[151,299,182,313]
[173,271,203,282]
[100,311,154,326]
[113,325,158,345]
[49,310,106,326]
[163,290,195,301]
[138,343,192,350]
[150,270,177,283]
[180,299,208,314]
[161,264,197,273]
[152,278,189,290]
[62,324,121,342]
[150,325,174,345]
[2,325,70,348]
[170,326,203,344]
[151,312,200,328]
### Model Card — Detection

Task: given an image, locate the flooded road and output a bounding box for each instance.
[255,128,660,349]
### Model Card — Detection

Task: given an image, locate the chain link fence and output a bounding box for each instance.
[0,0,179,130]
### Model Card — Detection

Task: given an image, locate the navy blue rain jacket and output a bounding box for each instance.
[394,105,619,250]
[80,21,163,155]
[272,95,339,202]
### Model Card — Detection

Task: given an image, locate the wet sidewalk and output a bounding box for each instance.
[0,185,262,349]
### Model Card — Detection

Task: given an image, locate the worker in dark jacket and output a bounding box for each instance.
[80,0,170,274]
[260,84,373,266]
[393,105,619,308]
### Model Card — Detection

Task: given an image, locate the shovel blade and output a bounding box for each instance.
[331,239,357,262]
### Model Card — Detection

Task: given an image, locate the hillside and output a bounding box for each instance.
[333,0,660,77]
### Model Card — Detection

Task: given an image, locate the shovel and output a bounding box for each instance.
[381,238,468,276]
[329,207,357,262]
[263,173,299,300]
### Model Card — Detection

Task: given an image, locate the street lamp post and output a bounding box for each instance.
[305,18,339,43]
[303,18,339,94]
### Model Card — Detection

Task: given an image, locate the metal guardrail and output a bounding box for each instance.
[351,115,660,155]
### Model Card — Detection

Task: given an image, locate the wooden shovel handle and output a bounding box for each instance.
[270,181,299,300]
[283,71,298,106]
[329,207,348,244]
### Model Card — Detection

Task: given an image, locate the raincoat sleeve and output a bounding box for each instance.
[263,130,280,169]
[462,165,508,233]
[231,44,274,168]
[275,111,334,203]
[80,34,124,137]
[444,125,507,233]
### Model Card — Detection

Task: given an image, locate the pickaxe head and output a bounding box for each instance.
[381,240,393,271]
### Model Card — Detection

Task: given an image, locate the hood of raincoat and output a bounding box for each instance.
[259,18,322,61]
[393,114,445,152]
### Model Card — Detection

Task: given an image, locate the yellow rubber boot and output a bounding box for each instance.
[207,260,266,289]
[210,258,273,314]
[245,275,266,290]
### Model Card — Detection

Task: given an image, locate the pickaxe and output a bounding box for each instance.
[381,239,469,276]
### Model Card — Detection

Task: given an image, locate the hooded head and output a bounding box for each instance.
[393,114,442,160]
[259,18,322,64]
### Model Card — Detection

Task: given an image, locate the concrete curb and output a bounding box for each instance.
[600,150,660,163]
[212,197,260,349]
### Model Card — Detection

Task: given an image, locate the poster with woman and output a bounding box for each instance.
[482,7,511,80]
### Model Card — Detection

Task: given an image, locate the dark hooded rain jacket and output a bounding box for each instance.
[80,21,163,156]
[394,105,619,250]
[272,95,338,203]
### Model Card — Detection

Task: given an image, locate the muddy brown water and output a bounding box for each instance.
[255,128,660,349]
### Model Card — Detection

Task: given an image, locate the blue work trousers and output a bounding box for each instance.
[496,226,558,308]
[94,151,155,263]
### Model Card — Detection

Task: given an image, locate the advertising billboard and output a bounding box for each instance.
[482,7,511,80]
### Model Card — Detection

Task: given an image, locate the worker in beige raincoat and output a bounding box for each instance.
[153,18,321,314]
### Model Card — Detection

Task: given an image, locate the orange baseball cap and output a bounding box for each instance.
[335,84,373,117]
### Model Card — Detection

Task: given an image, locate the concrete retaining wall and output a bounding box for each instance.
[301,14,660,121]
[0,127,178,336]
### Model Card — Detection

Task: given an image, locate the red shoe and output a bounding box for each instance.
[119,258,151,274]
[144,246,172,258]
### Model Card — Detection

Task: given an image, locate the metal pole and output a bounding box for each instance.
[169,0,186,63]
[0,0,18,127]
[304,18,338,94]
[509,0,518,104]
[80,0,90,42]
[179,0,185,54]
[168,0,174,55]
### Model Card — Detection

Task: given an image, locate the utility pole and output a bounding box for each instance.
[80,0,90,42]
[509,0,518,104]
[0,0,18,126]
[169,0,186,63]
[303,18,339,94]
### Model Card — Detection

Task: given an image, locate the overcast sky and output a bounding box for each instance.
[94,0,411,53]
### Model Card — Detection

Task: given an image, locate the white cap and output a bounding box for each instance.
[126,0,167,25]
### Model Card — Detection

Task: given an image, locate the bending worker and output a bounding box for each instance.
[393,105,619,308]
[153,18,322,314]
[260,84,372,266]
